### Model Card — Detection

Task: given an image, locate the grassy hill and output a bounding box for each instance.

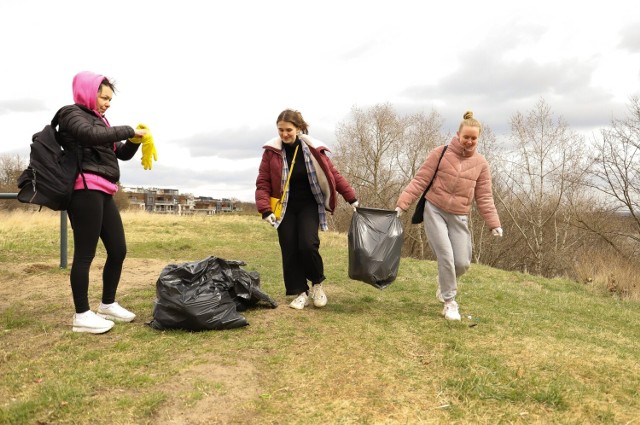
[1,211,639,424]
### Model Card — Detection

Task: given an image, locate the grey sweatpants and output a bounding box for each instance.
[423,201,472,301]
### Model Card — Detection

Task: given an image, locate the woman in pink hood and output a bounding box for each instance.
[57,71,148,334]
[396,111,502,321]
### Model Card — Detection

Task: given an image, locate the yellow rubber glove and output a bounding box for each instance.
[128,123,153,144]
[137,124,157,170]
[141,141,157,170]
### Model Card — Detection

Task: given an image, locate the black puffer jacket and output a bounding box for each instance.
[57,104,139,183]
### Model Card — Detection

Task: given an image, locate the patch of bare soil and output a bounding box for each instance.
[150,361,260,425]
[1,258,263,424]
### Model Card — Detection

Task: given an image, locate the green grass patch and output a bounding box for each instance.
[0,211,639,424]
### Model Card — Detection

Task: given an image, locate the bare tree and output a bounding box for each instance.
[333,103,406,210]
[393,110,446,259]
[395,111,445,183]
[0,154,26,210]
[467,126,509,265]
[587,96,640,250]
[0,154,25,188]
[495,98,589,275]
[331,104,445,258]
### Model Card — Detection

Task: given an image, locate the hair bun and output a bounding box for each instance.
[463,111,474,120]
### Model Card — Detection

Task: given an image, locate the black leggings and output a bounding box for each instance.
[277,200,325,295]
[67,190,126,313]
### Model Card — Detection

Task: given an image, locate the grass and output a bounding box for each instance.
[0,209,639,424]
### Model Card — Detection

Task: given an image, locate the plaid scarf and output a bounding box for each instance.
[277,142,328,231]
[301,143,328,231]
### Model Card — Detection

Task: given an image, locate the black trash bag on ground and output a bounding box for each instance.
[148,256,277,331]
[348,207,404,289]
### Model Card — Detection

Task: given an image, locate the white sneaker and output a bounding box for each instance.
[289,293,310,310]
[442,299,461,321]
[72,311,114,334]
[310,284,327,308]
[96,302,136,322]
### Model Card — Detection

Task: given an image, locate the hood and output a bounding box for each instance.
[262,134,330,151]
[72,71,105,116]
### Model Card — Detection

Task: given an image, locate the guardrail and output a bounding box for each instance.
[0,193,68,268]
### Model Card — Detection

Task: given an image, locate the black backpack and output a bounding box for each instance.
[16,112,84,211]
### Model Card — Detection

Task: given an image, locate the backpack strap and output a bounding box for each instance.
[53,109,87,190]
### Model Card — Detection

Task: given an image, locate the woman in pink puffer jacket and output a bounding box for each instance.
[396,111,502,321]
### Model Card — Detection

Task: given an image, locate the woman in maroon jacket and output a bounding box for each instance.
[396,111,502,321]
[255,109,358,310]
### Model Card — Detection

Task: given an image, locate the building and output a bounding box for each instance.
[122,186,238,215]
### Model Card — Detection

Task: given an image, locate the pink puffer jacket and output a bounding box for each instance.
[396,136,501,230]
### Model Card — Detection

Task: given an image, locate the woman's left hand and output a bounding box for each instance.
[491,227,503,237]
[350,201,359,212]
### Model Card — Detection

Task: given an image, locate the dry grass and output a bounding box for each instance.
[573,250,640,301]
[1,210,639,424]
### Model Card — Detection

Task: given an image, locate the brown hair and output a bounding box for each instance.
[458,110,482,134]
[277,109,309,134]
[99,77,116,94]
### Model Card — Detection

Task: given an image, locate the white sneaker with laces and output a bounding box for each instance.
[442,299,461,321]
[72,311,114,334]
[96,302,136,322]
[289,293,310,310]
[310,284,327,308]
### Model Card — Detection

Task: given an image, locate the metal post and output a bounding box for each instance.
[60,211,68,268]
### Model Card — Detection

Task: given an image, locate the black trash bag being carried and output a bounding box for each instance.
[148,256,277,331]
[348,207,404,289]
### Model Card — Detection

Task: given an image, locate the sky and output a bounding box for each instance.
[1,0,639,201]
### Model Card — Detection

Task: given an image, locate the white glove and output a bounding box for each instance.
[351,201,359,212]
[264,214,277,227]
[491,227,503,237]
[395,207,404,218]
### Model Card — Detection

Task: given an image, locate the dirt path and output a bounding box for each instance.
[1,258,265,424]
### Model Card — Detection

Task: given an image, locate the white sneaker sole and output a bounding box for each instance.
[72,324,114,334]
[96,312,135,323]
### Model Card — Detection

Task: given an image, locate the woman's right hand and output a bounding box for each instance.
[129,128,148,143]
[264,213,277,226]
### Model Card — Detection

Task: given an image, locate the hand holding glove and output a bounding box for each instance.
[491,227,503,237]
[135,124,158,170]
[128,124,153,144]
[264,213,277,227]
[395,207,404,218]
[350,201,359,212]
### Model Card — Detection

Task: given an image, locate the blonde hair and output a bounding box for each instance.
[458,111,482,134]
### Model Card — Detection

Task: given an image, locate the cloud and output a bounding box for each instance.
[340,40,379,61]
[619,23,640,52]
[0,99,48,115]
[185,126,273,159]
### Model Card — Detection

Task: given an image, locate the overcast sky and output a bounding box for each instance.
[1,1,639,201]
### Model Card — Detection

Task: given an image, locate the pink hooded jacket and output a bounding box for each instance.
[72,71,110,126]
[396,136,501,230]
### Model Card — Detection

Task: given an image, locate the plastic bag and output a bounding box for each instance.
[148,256,277,331]
[348,207,404,289]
